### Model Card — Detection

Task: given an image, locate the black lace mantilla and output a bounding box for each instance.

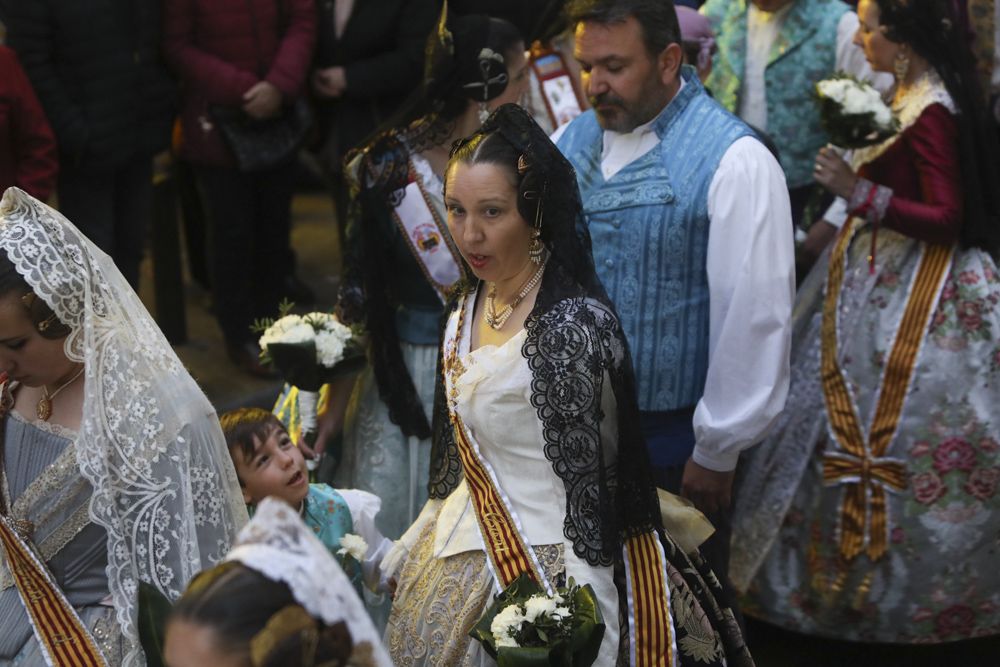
[524,296,620,566]
[337,131,433,439]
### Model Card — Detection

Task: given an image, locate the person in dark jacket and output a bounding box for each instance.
[164,0,316,377]
[0,45,58,201]
[0,0,175,288]
[311,0,438,239]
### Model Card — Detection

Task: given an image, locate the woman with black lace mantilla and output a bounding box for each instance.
[315,8,530,542]
[382,104,753,667]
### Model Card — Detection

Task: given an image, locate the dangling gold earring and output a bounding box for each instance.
[893,51,910,82]
[477,102,490,125]
[528,227,544,265]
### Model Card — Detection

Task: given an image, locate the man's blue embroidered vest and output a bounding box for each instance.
[703,0,850,188]
[557,71,752,411]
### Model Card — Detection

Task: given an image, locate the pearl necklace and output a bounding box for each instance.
[36,365,84,421]
[484,260,546,330]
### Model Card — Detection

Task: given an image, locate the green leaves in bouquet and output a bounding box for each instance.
[251,298,297,336]
[469,573,605,667]
[137,581,173,667]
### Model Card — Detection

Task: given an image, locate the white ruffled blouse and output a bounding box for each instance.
[394,305,621,665]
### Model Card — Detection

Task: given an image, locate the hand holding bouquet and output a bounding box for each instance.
[470,573,604,666]
[255,305,365,462]
[816,73,897,149]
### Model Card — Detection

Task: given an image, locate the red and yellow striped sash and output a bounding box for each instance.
[452,417,546,588]
[0,515,108,666]
[821,220,952,561]
[624,532,675,667]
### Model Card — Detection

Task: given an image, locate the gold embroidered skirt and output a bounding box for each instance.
[385,517,564,666]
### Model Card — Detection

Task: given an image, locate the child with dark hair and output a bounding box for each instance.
[165,499,394,667]
[219,407,393,595]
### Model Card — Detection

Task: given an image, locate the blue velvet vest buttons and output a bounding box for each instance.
[557,70,753,411]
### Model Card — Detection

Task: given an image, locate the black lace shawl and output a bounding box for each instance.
[337,129,437,439]
[425,105,662,565]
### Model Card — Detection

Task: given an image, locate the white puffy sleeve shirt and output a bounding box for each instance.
[595,102,794,472]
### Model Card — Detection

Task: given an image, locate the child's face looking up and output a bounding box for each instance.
[234,425,309,507]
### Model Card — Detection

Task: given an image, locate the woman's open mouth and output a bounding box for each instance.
[467,253,489,269]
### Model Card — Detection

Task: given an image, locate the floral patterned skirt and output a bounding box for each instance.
[737,230,1000,642]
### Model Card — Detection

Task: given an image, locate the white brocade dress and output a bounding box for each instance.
[385,328,622,667]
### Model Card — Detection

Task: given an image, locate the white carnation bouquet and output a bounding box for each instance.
[816,73,897,149]
[470,574,604,666]
[255,304,365,461]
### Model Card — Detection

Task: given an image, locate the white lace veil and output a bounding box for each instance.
[0,188,248,665]
[225,498,393,666]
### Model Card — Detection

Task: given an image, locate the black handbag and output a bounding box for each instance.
[210,99,312,172]
[211,0,312,172]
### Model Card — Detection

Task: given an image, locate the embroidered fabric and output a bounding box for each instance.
[848,177,894,222]
[225,498,393,666]
[0,417,89,595]
[851,70,957,169]
[0,188,248,665]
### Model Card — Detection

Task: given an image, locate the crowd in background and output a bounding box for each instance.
[1,0,1000,665]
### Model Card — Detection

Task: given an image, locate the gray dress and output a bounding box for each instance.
[0,411,124,665]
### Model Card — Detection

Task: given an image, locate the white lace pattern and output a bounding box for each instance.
[0,188,248,665]
[226,498,393,666]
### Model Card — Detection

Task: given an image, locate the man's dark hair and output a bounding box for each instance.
[566,0,681,57]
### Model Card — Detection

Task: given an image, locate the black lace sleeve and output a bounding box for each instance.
[524,285,661,567]
[524,295,616,566]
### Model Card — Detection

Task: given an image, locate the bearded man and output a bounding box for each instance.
[553,0,794,603]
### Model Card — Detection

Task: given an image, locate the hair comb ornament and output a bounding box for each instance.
[462,48,509,102]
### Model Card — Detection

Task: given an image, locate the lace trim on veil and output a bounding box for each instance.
[0,189,248,665]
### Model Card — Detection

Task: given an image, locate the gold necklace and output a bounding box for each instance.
[36,365,84,421]
[484,260,546,330]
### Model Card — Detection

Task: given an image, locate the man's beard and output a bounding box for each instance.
[589,82,671,133]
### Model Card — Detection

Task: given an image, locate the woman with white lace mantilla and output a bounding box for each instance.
[732,0,1000,645]
[0,187,247,665]
[384,104,753,667]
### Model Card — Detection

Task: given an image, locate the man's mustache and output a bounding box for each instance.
[589,93,626,108]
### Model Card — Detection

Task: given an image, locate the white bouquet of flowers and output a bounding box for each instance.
[816,73,897,149]
[255,305,365,460]
[470,574,604,666]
